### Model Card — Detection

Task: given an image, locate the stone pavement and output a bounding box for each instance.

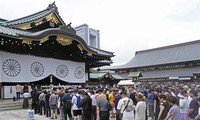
[0,109,48,120]
[0,109,117,120]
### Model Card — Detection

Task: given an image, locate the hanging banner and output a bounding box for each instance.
[0,52,85,83]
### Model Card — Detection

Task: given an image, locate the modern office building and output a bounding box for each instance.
[75,24,100,48]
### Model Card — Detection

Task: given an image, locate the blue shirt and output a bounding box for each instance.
[148,93,154,106]
[115,95,121,109]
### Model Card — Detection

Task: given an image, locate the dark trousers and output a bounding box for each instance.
[82,110,91,120]
[100,111,109,120]
[37,101,40,114]
[45,102,51,117]
[146,108,148,120]
[63,108,72,120]
[154,109,159,120]
[91,106,96,120]
[39,101,45,115]
[148,105,154,119]
[32,101,38,114]
[23,98,29,108]
[116,109,120,120]
[16,92,20,100]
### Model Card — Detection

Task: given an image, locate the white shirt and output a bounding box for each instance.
[179,97,189,113]
[117,97,135,120]
[23,92,29,98]
[135,101,146,120]
[16,84,21,92]
[91,94,97,106]
[72,93,81,110]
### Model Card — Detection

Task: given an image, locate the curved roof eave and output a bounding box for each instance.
[89,46,114,57]
[0,25,31,38]
[17,26,94,52]
[0,25,114,58]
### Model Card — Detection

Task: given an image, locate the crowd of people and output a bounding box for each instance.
[26,82,200,120]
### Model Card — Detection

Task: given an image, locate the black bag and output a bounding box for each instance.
[107,102,113,111]
[64,100,72,109]
[63,95,72,109]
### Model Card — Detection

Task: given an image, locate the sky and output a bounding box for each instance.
[0,0,200,66]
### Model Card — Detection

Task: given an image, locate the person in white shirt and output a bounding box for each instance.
[72,88,82,120]
[16,84,21,100]
[90,90,97,120]
[178,90,189,120]
[117,91,135,120]
[23,91,29,108]
[135,94,146,120]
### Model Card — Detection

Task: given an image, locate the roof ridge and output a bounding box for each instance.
[136,40,200,55]
[2,2,57,26]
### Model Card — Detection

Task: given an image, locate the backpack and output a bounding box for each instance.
[107,101,113,111]
[63,94,72,109]
[75,95,81,108]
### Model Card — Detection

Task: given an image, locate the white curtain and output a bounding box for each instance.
[0,52,85,83]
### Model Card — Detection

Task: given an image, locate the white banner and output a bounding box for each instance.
[0,52,85,83]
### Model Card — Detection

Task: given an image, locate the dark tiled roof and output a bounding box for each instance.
[90,72,124,79]
[107,40,200,69]
[0,25,31,37]
[126,40,200,67]
[1,2,65,27]
[89,46,114,57]
[0,18,7,23]
[0,24,114,58]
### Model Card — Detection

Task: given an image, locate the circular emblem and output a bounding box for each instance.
[30,62,44,77]
[56,65,68,78]
[3,59,21,77]
[74,66,84,79]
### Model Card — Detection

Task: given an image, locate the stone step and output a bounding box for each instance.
[0,105,23,112]
[0,99,31,112]
[0,102,22,108]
